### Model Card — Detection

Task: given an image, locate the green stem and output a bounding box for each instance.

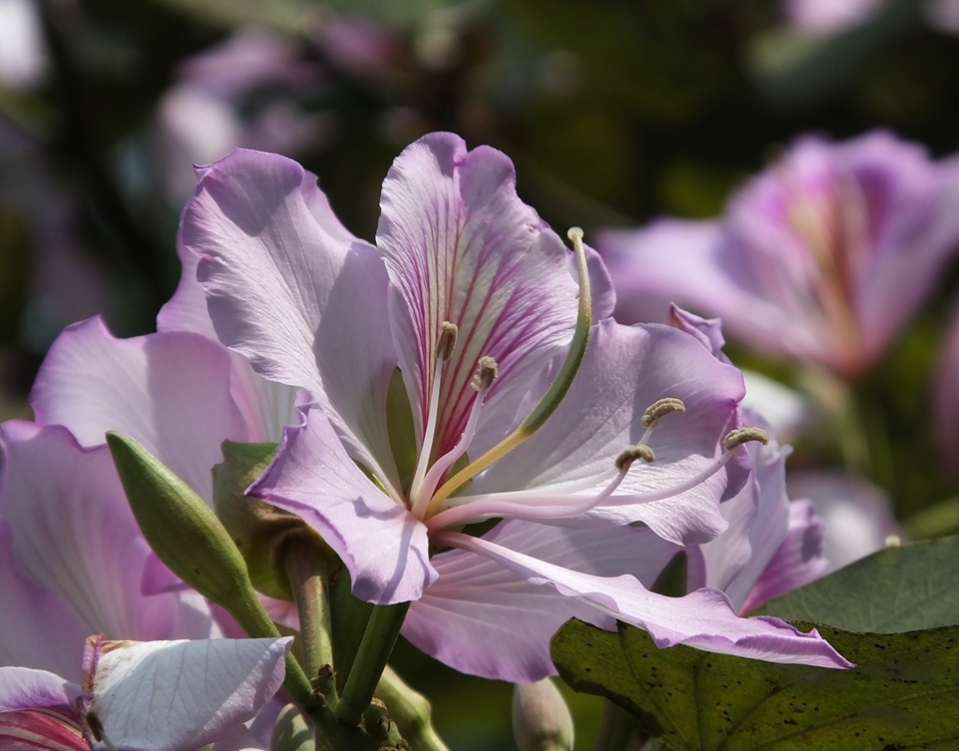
[375,666,450,751]
[335,602,411,726]
[330,568,374,692]
[283,538,335,695]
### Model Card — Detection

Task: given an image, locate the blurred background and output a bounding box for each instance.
[3,0,959,747]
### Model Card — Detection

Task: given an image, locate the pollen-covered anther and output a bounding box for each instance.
[615,443,655,472]
[723,427,770,452]
[471,355,499,391]
[641,397,686,429]
[438,321,458,361]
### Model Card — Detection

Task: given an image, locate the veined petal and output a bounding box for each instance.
[405,520,679,682]
[437,531,852,669]
[158,242,300,445]
[0,524,85,679]
[30,317,249,502]
[377,132,580,456]
[251,404,436,604]
[184,148,399,485]
[84,637,291,751]
[468,319,749,545]
[0,422,217,644]
[0,668,80,715]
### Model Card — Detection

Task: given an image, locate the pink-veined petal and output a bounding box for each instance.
[251,404,436,604]
[436,531,852,669]
[377,132,580,457]
[405,520,679,682]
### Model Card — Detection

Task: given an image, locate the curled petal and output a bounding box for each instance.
[252,404,436,604]
[184,148,399,485]
[407,520,679,682]
[437,531,852,669]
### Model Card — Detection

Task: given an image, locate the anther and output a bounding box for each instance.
[723,427,770,451]
[641,398,686,429]
[567,226,584,245]
[615,444,655,471]
[471,356,498,391]
[438,321,458,361]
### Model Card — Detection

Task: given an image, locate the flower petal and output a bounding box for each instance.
[0,523,85,679]
[0,668,79,715]
[251,404,436,604]
[185,148,398,484]
[437,531,852,669]
[739,499,829,614]
[406,520,679,682]
[377,132,580,457]
[0,421,217,643]
[467,318,749,545]
[85,637,291,751]
[30,317,249,502]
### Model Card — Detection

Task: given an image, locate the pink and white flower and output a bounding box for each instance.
[178,132,851,681]
[599,131,959,379]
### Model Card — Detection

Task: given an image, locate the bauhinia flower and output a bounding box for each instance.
[598,131,959,379]
[181,132,851,681]
[0,635,291,751]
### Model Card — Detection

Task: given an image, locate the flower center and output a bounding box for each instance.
[406,227,593,522]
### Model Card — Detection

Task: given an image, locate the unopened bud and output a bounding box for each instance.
[512,679,574,751]
[615,444,655,471]
[107,431,254,611]
[271,705,313,751]
[723,427,769,452]
[214,441,328,601]
[641,397,686,429]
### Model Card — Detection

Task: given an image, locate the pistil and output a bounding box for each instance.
[409,322,458,516]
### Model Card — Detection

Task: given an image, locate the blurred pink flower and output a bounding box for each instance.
[599,131,959,378]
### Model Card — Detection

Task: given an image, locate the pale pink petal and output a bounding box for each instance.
[184,148,399,484]
[405,520,679,682]
[30,317,249,502]
[0,421,217,643]
[377,132,580,457]
[0,667,80,715]
[740,499,829,613]
[0,524,85,679]
[437,531,852,669]
[467,319,749,546]
[251,404,436,604]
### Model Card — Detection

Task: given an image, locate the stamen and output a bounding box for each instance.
[409,321,458,513]
[641,398,686,429]
[427,452,635,531]
[723,427,769,451]
[437,321,458,361]
[615,444,655,471]
[471,356,498,390]
[415,357,499,517]
[429,227,593,507]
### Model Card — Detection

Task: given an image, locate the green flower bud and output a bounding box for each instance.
[106,431,256,612]
[213,440,324,601]
[271,705,313,751]
[512,679,575,751]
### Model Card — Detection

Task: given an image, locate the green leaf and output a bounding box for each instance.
[755,535,959,632]
[552,618,959,751]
